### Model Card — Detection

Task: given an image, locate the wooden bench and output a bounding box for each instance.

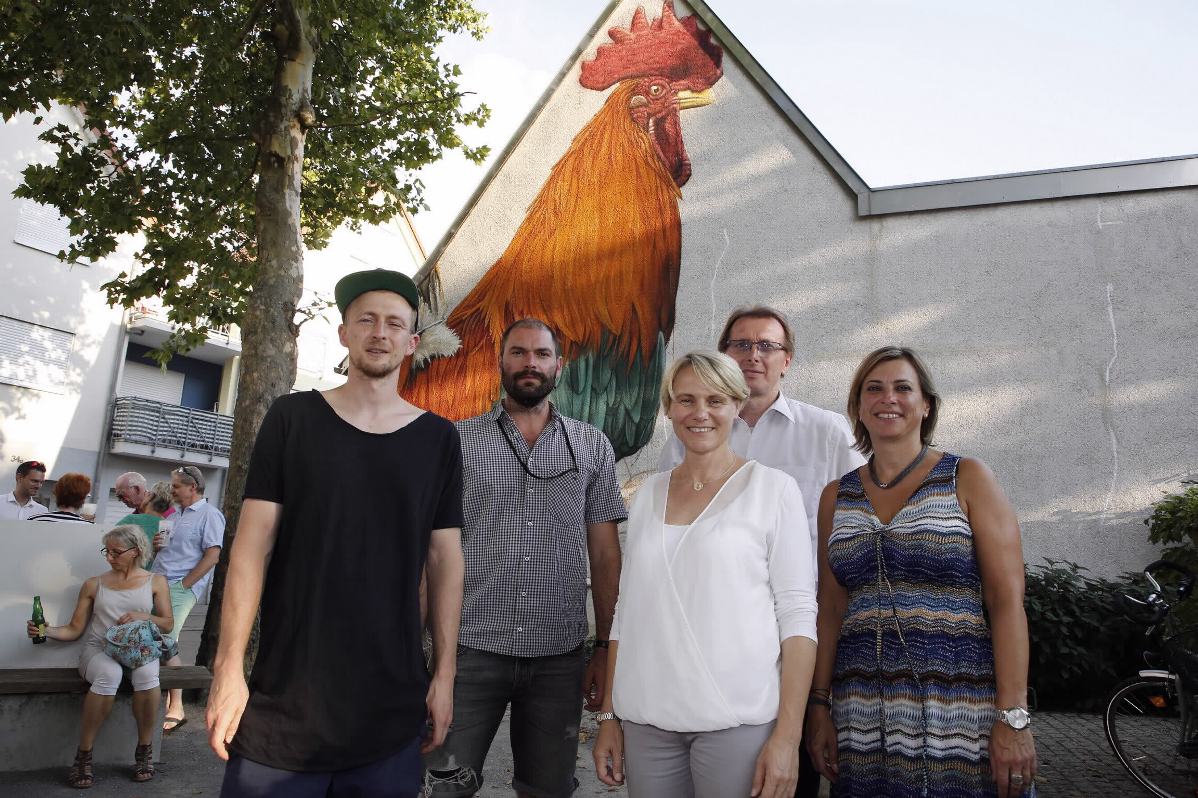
[0,665,212,771]
[0,665,212,695]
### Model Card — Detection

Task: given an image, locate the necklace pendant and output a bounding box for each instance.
[692,480,704,491]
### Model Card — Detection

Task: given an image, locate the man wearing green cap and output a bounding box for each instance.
[207,269,465,797]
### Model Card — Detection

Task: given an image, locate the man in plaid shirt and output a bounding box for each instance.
[424,319,626,798]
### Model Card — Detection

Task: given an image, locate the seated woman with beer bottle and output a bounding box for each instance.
[27,525,173,787]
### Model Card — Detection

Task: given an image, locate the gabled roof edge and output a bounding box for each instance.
[686,0,870,199]
[414,0,625,284]
[688,1,1198,216]
[860,154,1198,215]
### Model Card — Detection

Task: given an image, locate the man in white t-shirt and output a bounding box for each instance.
[1,460,48,520]
[657,305,864,798]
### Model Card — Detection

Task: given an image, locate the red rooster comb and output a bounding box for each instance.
[580,1,723,92]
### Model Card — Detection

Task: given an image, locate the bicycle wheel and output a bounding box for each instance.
[1104,676,1198,797]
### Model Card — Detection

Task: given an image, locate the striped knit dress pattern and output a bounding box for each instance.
[828,453,1003,798]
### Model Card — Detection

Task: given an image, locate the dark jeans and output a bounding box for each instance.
[220,737,422,798]
[423,645,585,798]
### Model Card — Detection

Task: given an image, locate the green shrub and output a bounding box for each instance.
[1146,483,1198,617]
[1024,559,1141,711]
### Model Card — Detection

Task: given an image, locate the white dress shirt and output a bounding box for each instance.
[610,462,817,732]
[1,492,48,520]
[659,392,865,555]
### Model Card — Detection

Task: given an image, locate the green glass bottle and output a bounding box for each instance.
[31,595,47,644]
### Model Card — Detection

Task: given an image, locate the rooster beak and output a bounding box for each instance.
[676,88,714,110]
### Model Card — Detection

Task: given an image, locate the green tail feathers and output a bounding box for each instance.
[555,333,665,461]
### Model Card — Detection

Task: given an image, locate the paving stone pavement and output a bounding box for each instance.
[0,706,1159,796]
[1034,711,1148,797]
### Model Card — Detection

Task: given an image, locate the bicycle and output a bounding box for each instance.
[1104,560,1198,798]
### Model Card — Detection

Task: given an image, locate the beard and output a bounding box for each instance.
[349,348,403,379]
[502,367,557,408]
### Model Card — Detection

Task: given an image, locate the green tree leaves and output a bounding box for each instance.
[0,0,488,356]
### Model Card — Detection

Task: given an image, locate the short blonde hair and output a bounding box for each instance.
[104,525,152,568]
[146,481,173,514]
[660,351,750,415]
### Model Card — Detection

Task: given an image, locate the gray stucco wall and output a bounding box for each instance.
[424,0,1196,576]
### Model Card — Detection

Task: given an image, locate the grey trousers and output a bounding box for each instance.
[622,720,776,798]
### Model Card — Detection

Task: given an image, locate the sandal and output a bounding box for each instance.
[133,743,154,782]
[162,715,188,734]
[68,748,94,789]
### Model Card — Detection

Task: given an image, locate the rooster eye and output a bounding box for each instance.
[649,84,663,96]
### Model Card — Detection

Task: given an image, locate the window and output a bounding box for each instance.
[13,199,79,260]
[119,361,185,405]
[0,315,74,393]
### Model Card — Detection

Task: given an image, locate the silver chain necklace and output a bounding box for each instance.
[868,444,929,489]
[687,457,738,492]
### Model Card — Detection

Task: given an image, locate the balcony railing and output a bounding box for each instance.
[110,397,234,461]
[127,299,241,352]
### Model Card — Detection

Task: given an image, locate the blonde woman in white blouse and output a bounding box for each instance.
[592,351,819,798]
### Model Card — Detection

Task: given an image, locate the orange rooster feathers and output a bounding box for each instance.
[401,1,723,459]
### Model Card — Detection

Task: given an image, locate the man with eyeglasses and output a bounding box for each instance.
[658,305,863,798]
[207,270,465,798]
[151,463,224,733]
[424,318,625,798]
[2,460,48,520]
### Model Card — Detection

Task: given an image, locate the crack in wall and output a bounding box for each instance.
[1101,283,1119,516]
[1097,207,1125,229]
[708,229,730,342]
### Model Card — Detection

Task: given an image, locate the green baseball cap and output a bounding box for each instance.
[334,269,420,325]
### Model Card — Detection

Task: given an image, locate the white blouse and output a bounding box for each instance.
[610,461,817,732]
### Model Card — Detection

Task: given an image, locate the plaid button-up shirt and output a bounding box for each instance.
[456,404,627,657]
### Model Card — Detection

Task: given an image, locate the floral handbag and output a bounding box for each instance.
[104,620,178,669]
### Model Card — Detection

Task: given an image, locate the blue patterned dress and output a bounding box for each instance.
[828,453,1002,798]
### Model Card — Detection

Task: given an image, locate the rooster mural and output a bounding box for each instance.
[402,1,723,459]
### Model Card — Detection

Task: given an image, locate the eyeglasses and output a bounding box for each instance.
[101,546,137,558]
[726,339,787,354]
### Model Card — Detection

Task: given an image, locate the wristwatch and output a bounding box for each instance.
[998,706,1031,730]
[593,712,618,723]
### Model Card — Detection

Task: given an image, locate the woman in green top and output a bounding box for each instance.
[114,481,174,559]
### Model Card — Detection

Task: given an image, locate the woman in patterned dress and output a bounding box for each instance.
[805,346,1037,797]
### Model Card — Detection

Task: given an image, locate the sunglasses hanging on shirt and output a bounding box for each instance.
[495,417,580,481]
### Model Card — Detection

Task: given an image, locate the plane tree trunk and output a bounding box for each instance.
[198,0,317,677]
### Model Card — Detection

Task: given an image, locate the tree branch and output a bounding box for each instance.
[148,131,257,148]
[312,93,477,129]
[236,0,271,49]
